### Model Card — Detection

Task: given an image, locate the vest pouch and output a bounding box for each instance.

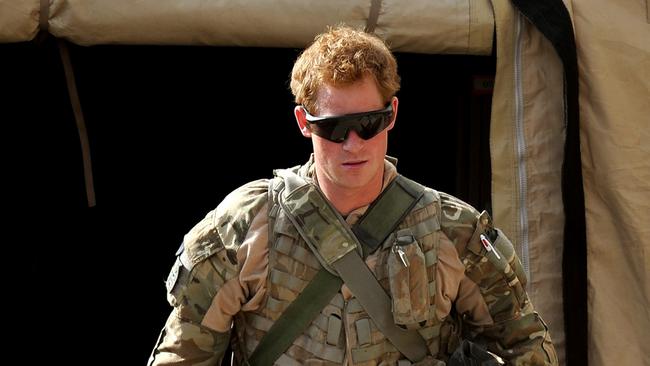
[388,229,429,327]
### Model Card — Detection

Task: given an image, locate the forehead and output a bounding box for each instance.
[316,76,384,116]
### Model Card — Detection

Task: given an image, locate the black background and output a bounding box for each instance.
[4,36,494,364]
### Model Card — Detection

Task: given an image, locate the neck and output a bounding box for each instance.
[315,168,384,217]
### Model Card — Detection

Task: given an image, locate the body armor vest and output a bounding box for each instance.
[232,167,447,365]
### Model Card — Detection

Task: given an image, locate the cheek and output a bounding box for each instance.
[312,137,339,162]
[369,133,389,153]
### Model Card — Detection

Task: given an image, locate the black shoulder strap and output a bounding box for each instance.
[353,175,425,253]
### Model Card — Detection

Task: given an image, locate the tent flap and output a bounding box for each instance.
[573,0,650,364]
[3,0,494,55]
[0,0,40,43]
[489,0,567,363]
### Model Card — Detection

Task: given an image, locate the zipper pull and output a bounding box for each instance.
[393,245,410,267]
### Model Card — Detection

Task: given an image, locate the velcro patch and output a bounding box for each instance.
[166,258,182,293]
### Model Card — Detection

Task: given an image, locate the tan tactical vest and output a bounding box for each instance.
[231,166,452,365]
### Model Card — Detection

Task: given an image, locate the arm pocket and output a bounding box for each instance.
[388,229,430,328]
[490,229,529,309]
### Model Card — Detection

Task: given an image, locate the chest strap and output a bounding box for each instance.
[247,173,427,365]
[354,174,427,253]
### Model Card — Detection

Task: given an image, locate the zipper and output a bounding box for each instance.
[514,13,531,285]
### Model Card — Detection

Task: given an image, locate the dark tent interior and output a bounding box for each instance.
[6,37,495,364]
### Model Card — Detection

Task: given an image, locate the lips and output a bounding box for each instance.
[342,160,367,167]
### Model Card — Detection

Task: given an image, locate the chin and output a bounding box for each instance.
[337,176,372,190]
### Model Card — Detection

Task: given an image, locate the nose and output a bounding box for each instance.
[342,130,365,152]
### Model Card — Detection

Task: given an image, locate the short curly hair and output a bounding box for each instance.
[290,26,400,114]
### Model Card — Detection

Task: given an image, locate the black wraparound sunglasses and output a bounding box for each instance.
[303,104,394,143]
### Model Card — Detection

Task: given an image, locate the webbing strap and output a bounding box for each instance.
[365,0,382,33]
[332,252,428,362]
[58,39,97,207]
[246,269,342,366]
[39,0,49,31]
[353,176,425,252]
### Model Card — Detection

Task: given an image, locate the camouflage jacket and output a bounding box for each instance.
[148,160,557,365]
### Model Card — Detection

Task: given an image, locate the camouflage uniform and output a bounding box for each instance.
[148,159,557,365]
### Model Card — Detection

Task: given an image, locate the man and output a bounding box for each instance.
[149,26,558,366]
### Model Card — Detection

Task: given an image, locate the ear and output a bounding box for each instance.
[294,105,312,138]
[387,96,398,131]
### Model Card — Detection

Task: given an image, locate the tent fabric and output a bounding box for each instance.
[0,0,39,43]
[489,1,567,363]
[572,0,650,365]
[5,0,650,365]
[515,14,567,366]
[507,2,587,365]
[1,0,494,55]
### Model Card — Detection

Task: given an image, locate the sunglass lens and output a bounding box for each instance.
[356,114,388,139]
[306,107,392,142]
[330,123,349,142]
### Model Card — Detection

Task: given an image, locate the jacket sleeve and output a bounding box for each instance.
[148,179,270,366]
[148,255,234,366]
[439,193,558,366]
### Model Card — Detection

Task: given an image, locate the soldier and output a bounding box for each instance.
[148,26,558,366]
